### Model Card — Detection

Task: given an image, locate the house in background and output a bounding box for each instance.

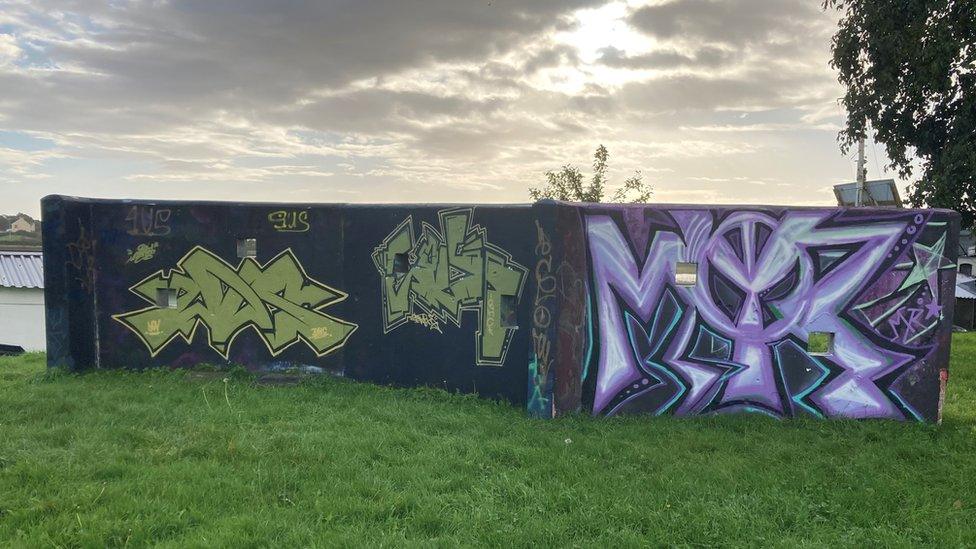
[0,213,40,234]
[957,229,975,274]
[0,214,42,250]
[0,249,45,351]
[955,273,976,331]
[9,215,36,233]
[954,229,976,331]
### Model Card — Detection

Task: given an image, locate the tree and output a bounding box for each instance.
[824,0,976,227]
[529,145,652,203]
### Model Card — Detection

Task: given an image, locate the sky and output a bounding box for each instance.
[0,0,899,216]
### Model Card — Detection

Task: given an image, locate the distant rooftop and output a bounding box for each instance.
[957,273,976,301]
[960,230,975,257]
[0,250,43,289]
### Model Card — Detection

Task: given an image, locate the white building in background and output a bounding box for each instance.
[0,250,45,351]
[8,215,36,233]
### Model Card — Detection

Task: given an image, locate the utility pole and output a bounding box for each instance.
[855,136,867,206]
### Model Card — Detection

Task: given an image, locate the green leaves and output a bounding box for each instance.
[528,145,653,203]
[825,0,976,227]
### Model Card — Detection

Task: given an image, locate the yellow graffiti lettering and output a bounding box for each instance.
[127,242,159,264]
[112,246,357,358]
[268,210,310,232]
[371,208,527,366]
[408,313,444,333]
[146,319,162,336]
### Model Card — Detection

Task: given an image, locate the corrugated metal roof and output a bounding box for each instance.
[0,251,44,289]
[957,273,976,300]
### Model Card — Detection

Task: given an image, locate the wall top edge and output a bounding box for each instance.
[40,194,536,210]
[39,194,960,217]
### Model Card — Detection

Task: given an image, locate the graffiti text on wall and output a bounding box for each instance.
[67,221,96,293]
[126,205,171,237]
[586,209,953,421]
[372,208,527,366]
[268,210,310,233]
[528,220,555,414]
[113,246,357,358]
[126,242,159,264]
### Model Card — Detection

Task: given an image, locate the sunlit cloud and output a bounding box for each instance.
[0,0,886,214]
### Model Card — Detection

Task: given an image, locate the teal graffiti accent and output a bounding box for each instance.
[527,354,552,417]
[582,288,594,383]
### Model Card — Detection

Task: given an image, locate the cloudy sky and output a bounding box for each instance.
[0,0,895,216]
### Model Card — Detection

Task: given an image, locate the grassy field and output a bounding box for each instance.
[0,232,42,247]
[2,337,976,547]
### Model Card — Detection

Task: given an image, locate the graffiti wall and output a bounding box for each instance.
[43,196,959,422]
[371,208,527,366]
[112,246,358,359]
[576,205,958,422]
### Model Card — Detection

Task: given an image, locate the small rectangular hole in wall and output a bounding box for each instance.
[675,262,698,286]
[393,252,410,275]
[155,288,178,309]
[237,238,257,258]
[499,295,518,328]
[808,332,834,355]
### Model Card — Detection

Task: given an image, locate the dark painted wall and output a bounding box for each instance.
[43,196,959,422]
[42,196,98,371]
[955,299,974,331]
[44,197,537,405]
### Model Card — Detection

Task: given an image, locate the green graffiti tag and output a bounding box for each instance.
[113,246,357,358]
[126,242,159,264]
[371,208,527,366]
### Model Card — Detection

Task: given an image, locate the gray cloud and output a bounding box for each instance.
[629,0,823,47]
[523,44,580,74]
[597,45,734,69]
[0,0,854,214]
[619,68,835,114]
[0,0,598,129]
[274,89,506,135]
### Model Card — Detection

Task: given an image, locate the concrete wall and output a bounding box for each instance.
[565,205,958,422]
[0,287,45,350]
[43,195,960,422]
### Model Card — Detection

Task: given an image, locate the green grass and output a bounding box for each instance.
[2,337,976,547]
[0,233,41,247]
